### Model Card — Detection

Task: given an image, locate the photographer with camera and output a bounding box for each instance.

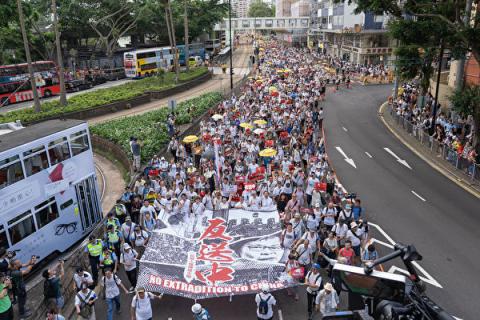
[9,255,38,319]
[0,273,13,320]
[42,260,65,310]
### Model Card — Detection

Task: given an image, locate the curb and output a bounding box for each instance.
[378,102,480,199]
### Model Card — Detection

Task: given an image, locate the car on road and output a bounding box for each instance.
[102,68,126,81]
[65,79,93,92]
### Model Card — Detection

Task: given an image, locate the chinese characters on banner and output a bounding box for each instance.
[196,218,234,285]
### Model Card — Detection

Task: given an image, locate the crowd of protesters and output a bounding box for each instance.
[0,40,383,320]
[391,83,479,176]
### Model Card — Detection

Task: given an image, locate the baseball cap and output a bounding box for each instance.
[261,284,270,293]
[123,243,131,249]
[350,222,358,228]
[312,263,321,269]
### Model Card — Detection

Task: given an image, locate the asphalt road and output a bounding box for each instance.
[0,78,132,113]
[322,84,480,319]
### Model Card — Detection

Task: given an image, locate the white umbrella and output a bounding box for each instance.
[211,114,223,121]
[254,128,265,135]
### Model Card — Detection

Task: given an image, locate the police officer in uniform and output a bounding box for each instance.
[104,224,123,259]
[84,235,103,283]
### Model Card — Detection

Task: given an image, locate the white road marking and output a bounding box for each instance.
[368,223,442,288]
[411,190,427,202]
[278,309,284,320]
[342,126,348,132]
[384,147,412,170]
[365,151,373,158]
[371,238,394,249]
[335,146,357,169]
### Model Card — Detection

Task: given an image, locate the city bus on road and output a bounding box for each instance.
[0,120,102,264]
[205,39,221,55]
[178,43,206,65]
[0,61,60,107]
[123,47,175,78]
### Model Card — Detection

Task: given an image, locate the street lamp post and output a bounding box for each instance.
[430,41,444,135]
[228,0,233,91]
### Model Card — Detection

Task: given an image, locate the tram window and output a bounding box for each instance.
[23,146,49,177]
[0,225,8,250]
[8,210,36,245]
[35,199,59,229]
[48,137,71,165]
[70,131,90,156]
[0,155,25,190]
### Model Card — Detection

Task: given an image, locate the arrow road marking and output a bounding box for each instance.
[384,147,412,170]
[342,126,348,132]
[411,190,426,202]
[368,222,443,288]
[365,151,373,158]
[335,146,357,168]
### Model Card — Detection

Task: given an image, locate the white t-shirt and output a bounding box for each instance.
[346,228,364,247]
[101,275,121,299]
[74,272,93,290]
[120,249,138,272]
[131,292,155,320]
[255,292,276,319]
[305,270,322,294]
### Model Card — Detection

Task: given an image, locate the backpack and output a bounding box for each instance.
[43,278,56,300]
[77,290,93,319]
[258,294,271,315]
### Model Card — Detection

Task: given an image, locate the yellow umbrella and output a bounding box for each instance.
[183,135,199,143]
[276,69,284,73]
[259,48,265,51]
[268,86,277,92]
[259,148,277,157]
[240,122,254,129]
[256,80,263,84]
[254,119,267,125]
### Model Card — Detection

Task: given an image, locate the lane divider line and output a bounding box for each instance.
[278,309,284,320]
[365,151,373,158]
[342,126,348,132]
[411,190,426,202]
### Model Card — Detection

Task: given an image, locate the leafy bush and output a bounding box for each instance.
[0,67,208,124]
[90,91,223,161]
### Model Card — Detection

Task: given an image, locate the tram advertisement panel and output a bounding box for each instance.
[137,208,295,299]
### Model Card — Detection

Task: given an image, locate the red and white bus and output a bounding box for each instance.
[0,61,61,106]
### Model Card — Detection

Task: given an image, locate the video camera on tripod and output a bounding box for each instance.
[324,243,454,320]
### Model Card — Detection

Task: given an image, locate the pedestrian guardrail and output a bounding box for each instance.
[388,104,479,184]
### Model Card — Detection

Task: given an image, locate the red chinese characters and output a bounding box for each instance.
[196,218,235,286]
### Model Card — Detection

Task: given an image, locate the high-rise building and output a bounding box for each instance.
[290,0,310,17]
[232,0,251,18]
[275,0,293,17]
[315,0,394,65]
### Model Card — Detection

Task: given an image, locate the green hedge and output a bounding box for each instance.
[90,91,223,161]
[0,67,208,124]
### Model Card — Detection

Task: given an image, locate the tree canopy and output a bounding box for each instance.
[248,0,275,17]
[0,0,228,64]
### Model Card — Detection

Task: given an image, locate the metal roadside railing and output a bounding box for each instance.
[388,104,480,184]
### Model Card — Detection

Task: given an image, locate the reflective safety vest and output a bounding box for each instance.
[87,240,103,257]
[115,205,126,216]
[106,218,119,230]
[107,231,120,244]
[103,252,113,266]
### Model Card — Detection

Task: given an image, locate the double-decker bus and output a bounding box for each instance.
[178,43,206,65]
[123,47,175,78]
[205,39,221,55]
[0,120,103,264]
[0,61,60,106]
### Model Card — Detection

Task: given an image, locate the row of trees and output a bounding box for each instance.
[1,0,228,112]
[341,0,480,151]
[248,0,275,18]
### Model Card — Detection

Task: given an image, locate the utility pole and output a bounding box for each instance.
[16,0,41,113]
[52,0,67,106]
[167,2,180,83]
[430,41,444,135]
[184,0,189,72]
[228,0,233,90]
[454,0,473,91]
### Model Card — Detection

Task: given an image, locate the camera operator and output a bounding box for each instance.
[73,268,94,292]
[0,248,9,274]
[42,260,65,310]
[9,255,38,319]
[0,274,13,320]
